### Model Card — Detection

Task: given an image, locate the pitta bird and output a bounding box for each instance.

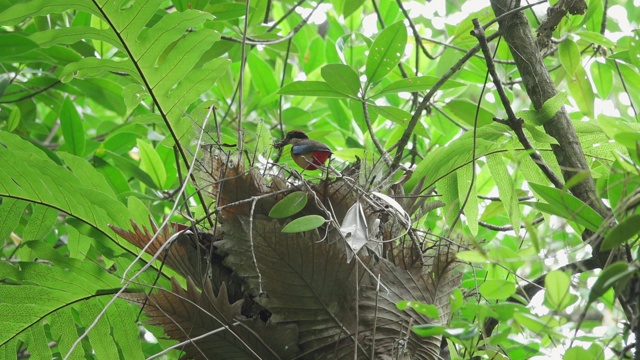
[275,130,333,170]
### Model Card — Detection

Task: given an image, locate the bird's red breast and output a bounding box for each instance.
[275,130,333,170]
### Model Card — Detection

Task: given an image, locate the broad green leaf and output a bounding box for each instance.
[0,198,27,241]
[103,150,158,190]
[446,99,494,127]
[486,155,521,231]
[450,288,464,312]
[576,31,616,48]
[591,61,613,99]
[248,52,279,98]
[59,97,85,156]
[137,139,167,189]
[269,191,308,219]
[405,123,507,191]
[49,308,85,359]
[0,132,130,237]
[0,33,39,56]
[457,164,478,235]
[281,215,325,233]
[444,325,479,341]
[523,123,559,144]
[544,270,577,311]
[397,300,439,319]
[587,261,636,304]
[374,105,411,125]
[559,39,581,75]
[412,324,447,337]
[527,182,604,232]
[25,321,52,360]
[0,0,101,26]
[28,26,121,49]
[456,250,488,263]
[601,214,640,250]
[479,279,516,300]
[343,0,366,18]
[513,312,551,333]
[567,66,595,117]
[61,58,141,83]
[516,92,568,126]
[7,106,20,132]
[79,299,119,359]
[321,64,361,97]
[279,81,347,98]
[365,21,407,84]
[22,205,57,241]
[374,76,465,97]
[563,346,591,360]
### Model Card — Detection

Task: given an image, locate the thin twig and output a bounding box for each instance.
[237,0,251,153]
[361,99,392,166]
[478,216,544,231]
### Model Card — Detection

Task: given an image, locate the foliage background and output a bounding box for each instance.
[0,0,639,359]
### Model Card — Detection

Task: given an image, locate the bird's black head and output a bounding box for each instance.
[285,130,309,140]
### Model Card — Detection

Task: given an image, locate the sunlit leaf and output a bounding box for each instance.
[321,63,361,98]
[365,20,407,84]
[479,279,515,300]
[559,39,580,75]
[281,215,325,233]
[601,214,640,251]
[279,81,347,98]
[269,191,308,219]
[588,262,636,304]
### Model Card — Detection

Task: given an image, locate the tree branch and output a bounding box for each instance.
[489,0,608,218]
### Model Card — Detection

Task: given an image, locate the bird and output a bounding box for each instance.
[275,130,333,170]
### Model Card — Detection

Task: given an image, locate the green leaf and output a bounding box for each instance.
[0,198,27,241]
[0,0,100,26]
[513,312,551,333]
[411,324,447,337]
[0,33,39,56]
[544,270,577,311]
[559,39,581,75]
[321,64,361,97]
[527,182,604,232]
[279,81,347,98]
[591,61,613,99]
[7,106,20,132]
[479,279,516,300]
[567,66,595,117]
[587,261,636,304]
[342,0,365,18]
[248,52,279,98]
[576,31,616,48]
[136,139,167,189]
[374,76,465,97]
[446,99,494,127]
[601,214,640,251]
[486,155,520,231]
[516,92,568,126]
[23,205,57,241]
[0,132,130,237]
[59,97,85,156]
[456,250,488,263]
[396,300,439,319]
[281,215,326,233]
[103,150,158,190]
[405,124,506,191]
[269,191,308,219]
[374,105,411,125]
[365,20,407,84]
[563,346,591,360]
